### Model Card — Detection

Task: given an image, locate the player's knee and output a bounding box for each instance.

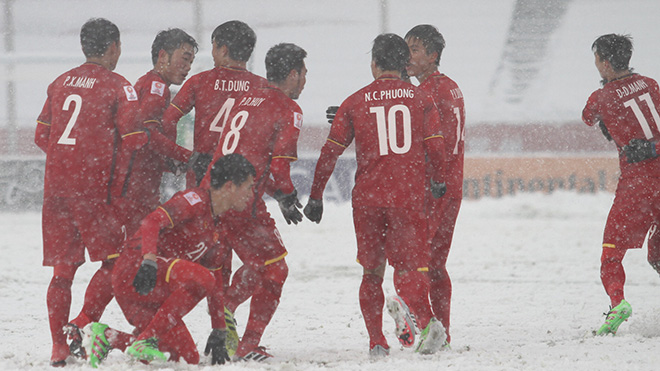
[363,262,386,278]
[53,263,78,281]
[601,247,625,264]
[264,259,288,286]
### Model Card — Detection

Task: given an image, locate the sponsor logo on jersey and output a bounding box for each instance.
[183,191,202,206]
[151,81,166,97]
[293,112,303,130]
[123,85,138,101]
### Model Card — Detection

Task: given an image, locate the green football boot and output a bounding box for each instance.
[596,299,632,336]
[127,338,167,363]
[225,307,239,357]
[415,318,447,355]
[82,323,111,368]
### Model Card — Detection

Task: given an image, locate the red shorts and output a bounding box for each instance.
[603,177,660,250]
[353,206,429,271]
[42,196,124,266]
[218,199,287,267]
[112,244,215,331]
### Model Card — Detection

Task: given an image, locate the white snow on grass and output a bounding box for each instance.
[3,191,660,370]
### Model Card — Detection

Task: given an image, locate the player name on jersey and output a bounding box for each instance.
[364,88,415,102]
[616,79,649,98]
[238,96,266,107]
[62,76,97,89]
[213,79,251,92]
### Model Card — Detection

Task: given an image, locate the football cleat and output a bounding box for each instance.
[234,346,273,362]
[63,323,86,359]
[596,299,632,336]
[127,338,167,363]
[386,295,417,348]
[415,318,447,355]
[81,323,111,368]
[224,307,239,357]
[369,344,390,359]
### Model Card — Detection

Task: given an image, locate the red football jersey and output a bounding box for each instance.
[204,85,302,199]
[35,63,140,200]
[134,187,220,266]
[582,73,660,178]
[112,71,172,212]
[311,75,444,210]
[419,72,465,199]
[162,66,268,155]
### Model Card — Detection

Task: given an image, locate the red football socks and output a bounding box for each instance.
[359,274,387,348]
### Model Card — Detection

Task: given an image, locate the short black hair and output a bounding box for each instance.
[372,33,410,72]
[80,18,120,58]
[592,34,633,72]
[405,24,445,66]
[209,153,256,189]
[151,28,198,66]
[265,43,307,83]
[211,20,256,62]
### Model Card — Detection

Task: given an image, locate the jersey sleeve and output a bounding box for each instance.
[582,90,601,127]
[35,90,53,152]
[422,98,446,183]
[309,101,352,199]
[114,79,142,137]
[162,76,196,130]
[272,106,302,161]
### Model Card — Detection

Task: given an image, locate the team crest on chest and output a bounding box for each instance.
[151,81,166,97]
[123,85,138,101]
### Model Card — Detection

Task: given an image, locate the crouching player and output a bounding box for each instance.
[81,154,255,367]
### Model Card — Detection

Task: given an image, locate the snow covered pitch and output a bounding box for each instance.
[2,192,660,370]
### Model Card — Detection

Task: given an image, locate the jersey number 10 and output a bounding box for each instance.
[370,104,412,156]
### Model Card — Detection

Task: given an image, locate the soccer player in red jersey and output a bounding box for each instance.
[582,34,660,335]
[34,18,146,367]
[63,29,200,355]
[160,20,268,187]
[82,154,256,366]
[201,42,307,361]
[304,34,447,357]
[405,24,465,346]
[113,28,198,236]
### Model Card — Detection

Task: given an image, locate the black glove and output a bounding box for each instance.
[430,180,447,199]
[598,121,613,142]
[304,198,323,223]
[624,138,658,163]
[132,259,158,295]
[165,159,187,176]
[189,152,213,186]
[204,328,230,365]
[273,190,303,225]
[326,106,339,124]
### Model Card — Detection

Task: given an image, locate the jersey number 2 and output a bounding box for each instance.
[58,94,82,145]
[370,105,412,156]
